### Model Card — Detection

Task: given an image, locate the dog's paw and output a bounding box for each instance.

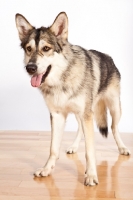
[66,145,78,154]
[34,166,54,177]
[119,147,131,156]
[84,175,99,186]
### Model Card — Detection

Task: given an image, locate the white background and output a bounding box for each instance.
[0,0,133,132]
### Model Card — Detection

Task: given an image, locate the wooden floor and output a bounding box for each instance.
[0,131,133,200]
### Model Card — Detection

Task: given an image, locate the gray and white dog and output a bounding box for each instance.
[15,12,130,186]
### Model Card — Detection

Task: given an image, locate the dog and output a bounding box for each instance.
[15,12,130,186]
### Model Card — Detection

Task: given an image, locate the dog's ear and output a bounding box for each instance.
[50,12,68,40]
[15,14,34,41]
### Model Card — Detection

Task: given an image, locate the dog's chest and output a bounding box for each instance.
[43,88,85,114]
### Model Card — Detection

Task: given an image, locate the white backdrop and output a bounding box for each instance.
[0,0,133,132]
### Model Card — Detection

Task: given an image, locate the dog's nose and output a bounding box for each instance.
[26,64,37,74]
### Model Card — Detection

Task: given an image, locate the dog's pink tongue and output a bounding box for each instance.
[31,74,43,87]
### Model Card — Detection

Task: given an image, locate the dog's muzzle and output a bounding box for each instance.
[26,64,52,87]
[26,64,37,75]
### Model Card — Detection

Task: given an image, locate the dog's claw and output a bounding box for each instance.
[66,146,78,154]
[84,175,99,186]
[34,167,54,177]
[119,147,131,156]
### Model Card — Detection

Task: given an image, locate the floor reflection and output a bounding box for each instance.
[33,152,131,199]
[33,175,61,199]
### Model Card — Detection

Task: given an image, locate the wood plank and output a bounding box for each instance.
[0,131,132,199]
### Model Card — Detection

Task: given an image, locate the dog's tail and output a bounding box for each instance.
[94,99,108,137]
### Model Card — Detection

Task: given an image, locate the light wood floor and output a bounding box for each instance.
[0,131,133,200]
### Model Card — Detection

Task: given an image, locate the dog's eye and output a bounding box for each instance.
[42,46,51,52]
[26,46,32,52]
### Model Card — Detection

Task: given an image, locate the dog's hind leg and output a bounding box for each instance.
[34,112,66,177]
[66,115,83,154]
[106,92,131,156]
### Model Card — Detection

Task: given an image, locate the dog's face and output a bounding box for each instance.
[15,12,68,87]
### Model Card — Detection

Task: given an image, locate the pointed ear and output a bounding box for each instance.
[50,12,68,40]
[15,14,34,41]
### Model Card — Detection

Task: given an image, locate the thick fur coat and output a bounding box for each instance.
[15,12,130,186]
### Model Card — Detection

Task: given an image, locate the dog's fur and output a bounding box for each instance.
[15,12,130,186]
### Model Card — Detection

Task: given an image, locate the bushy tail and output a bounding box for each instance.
[94,99,108,137]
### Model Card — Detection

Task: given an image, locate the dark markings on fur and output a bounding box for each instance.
[61,45,95,100]
[35,27,46,45]
[62,86,68,93]
[80,47,95,103]
[57,42,62,52]
[21,28,35,49]
[29,52,37,63]
[71,46,83,56]
[41,65,52,83]
[61,60,86,99]
[21,26,62,54]
[46,87,53,95]
[41,85,54,96]
[20,27,45,49]
[45,28,62,53]
[90,50,121,93]
[44,88,51,95]
[50,113,52,127]
[61,64,72,82]
[99,127,108,138]
[81,48,95,81]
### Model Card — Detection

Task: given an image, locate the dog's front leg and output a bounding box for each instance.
[34,112,66,177]
[81,113,99,186]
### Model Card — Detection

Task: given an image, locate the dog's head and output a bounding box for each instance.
[15,12,68,87]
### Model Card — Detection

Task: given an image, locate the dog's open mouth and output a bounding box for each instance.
[31,65,51,87]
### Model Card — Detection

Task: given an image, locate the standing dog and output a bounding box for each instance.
[15,12,130,186]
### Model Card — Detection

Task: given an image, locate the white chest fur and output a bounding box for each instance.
[43,89,85,115]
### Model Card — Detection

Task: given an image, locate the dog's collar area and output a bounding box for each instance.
[41,65,51,84]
